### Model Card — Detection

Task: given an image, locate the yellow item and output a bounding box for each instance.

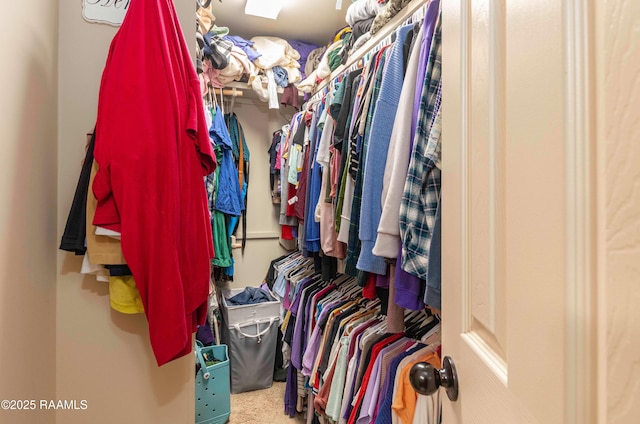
[281,310,292,333]
[86,159,127,265]
[333,27,352,43]
[109,275,145,314]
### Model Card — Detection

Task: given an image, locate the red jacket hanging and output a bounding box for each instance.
[92,0,216,365]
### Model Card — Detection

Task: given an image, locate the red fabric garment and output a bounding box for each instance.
[362,272,377,299]
[294,142,311,222]
[314,353,337,415]
[286,183,297,217]
[281,225,294,240]
[348,333,405,424]
[92,0,216,366]
[280,84,300,109]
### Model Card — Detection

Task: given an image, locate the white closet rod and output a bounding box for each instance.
[309,0,430,100]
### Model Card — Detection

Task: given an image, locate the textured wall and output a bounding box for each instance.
[56,2,197,423]
[226,98,289,288]
[600,0,640,423]
[0,3,58,424]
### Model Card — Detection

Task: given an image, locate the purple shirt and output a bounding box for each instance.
[376,272,389,288]
[412,0,441,137]
[284,360,298,417]
[302,299,342,376]
[394,248,426,310]
[290,279,321,370]
[287,40,321,79]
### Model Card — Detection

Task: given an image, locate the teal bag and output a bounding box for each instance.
[195,341,231,424]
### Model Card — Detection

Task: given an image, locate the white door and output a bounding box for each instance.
[440,0,594,422]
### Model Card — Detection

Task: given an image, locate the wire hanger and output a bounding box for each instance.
[219,88,225,115]
[211,86,219,115]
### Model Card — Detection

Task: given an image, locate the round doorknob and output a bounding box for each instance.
[409,356,459,401]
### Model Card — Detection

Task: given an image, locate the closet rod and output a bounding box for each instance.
[312,0,429,96]
[214,88,243,97]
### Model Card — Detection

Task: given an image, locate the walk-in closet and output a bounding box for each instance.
[3,0,633,423]
[190,0,445,423]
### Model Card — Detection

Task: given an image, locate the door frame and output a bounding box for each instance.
[563,0,598,423]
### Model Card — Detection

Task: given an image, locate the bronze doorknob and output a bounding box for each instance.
[409,356,459,401]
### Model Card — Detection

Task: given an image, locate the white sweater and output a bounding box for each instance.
[346,0,382,27]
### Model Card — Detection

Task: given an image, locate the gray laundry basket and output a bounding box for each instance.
[221,316,280,394]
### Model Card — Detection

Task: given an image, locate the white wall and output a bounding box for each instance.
[0,3,58,424]
[226,98,291,288]
[56,2,197,423]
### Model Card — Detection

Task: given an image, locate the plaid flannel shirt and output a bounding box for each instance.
[399,17,443,280]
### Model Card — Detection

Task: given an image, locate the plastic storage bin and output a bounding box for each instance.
[195,343,231,424]
[220,288,281,326]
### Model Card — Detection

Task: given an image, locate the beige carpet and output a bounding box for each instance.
[228,382,306,424]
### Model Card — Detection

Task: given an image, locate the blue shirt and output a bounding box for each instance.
[209,106,244,216]
[357,24,414,276]
[223,34,262,62]
[305,101,325,253]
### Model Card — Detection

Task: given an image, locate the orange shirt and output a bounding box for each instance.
[392,351,441,424]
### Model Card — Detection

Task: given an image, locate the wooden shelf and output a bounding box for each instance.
[221,0,428,101]
[314,0,429,94]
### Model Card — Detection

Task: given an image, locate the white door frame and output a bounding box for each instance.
[563,0,598,422]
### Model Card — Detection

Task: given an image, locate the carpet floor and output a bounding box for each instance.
[228,382,306,424]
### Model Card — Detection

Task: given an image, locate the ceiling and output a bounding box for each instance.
[211,0,349,46]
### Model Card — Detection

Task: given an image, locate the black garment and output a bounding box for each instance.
[348,51,379,179]
[321,255,338,281]
[264,254,288,290]
[293,117,306,147]
[376,287,390,315]
[337,74,363,200]
[284,314,296,345]
[318,304,359,374]
[273,327,287,382]
[352,16,375,41]
[357,269,368,287]
[104,264,133,277]
[268,131,281,194]
[402,26,416,73]
[59,130,95,255]
[402,22,422,74]
[334,69,363,153]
